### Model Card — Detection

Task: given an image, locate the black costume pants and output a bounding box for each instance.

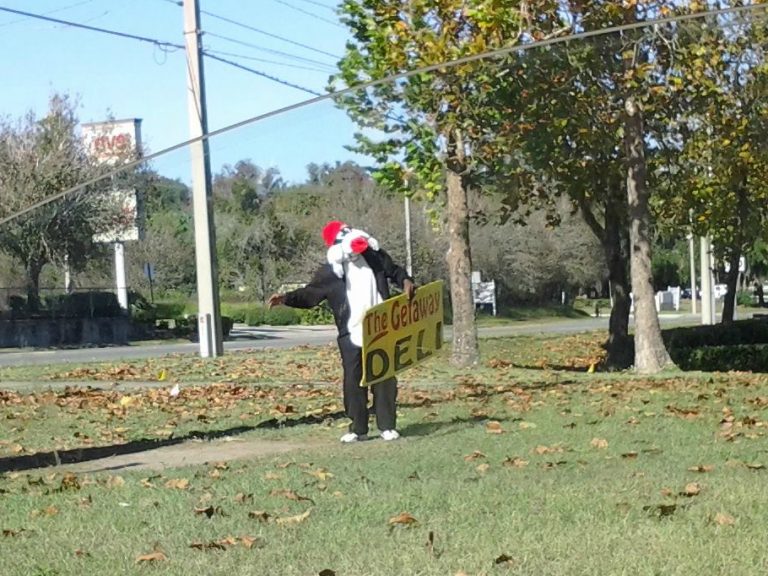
[338,334,397,436]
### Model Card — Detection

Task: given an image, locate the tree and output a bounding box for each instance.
[333,0,563,367]
[0,95,120,310]
[651,5,768,323]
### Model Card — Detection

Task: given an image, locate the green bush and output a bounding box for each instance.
[245,306,267,326]
[737,291,754,307]
[297,303,335,325]
[671,344,768,372]
[221,302,254,323]
[663,318,768,349]
[264,307,301,326]
[48,292,123,318]
[153,300,189,319]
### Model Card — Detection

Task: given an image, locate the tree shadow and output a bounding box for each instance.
[0,410,346,473]
[400,415,520,438]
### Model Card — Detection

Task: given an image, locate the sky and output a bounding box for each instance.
[0,0,364,184]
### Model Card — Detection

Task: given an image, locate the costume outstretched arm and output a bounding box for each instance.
[282,265,332,309]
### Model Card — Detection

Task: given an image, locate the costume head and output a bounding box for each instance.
[322,220,379,278]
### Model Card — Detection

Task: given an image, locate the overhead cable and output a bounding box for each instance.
[1,2,766,227]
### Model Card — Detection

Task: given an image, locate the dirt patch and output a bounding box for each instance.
[63,436,321,474]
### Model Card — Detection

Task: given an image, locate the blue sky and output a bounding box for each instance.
[0,0,363,183]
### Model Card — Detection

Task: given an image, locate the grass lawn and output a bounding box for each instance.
[2,331,768,575]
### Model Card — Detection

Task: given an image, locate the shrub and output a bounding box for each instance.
[663,318,768,349]
[297,304,335,325]
[52,292,123,318]
[737,291,754,307]
[671,344,768,372]
[264,307,300,326]
[221,302,253,324]
[245,306,267,326]
[153,300,189,319]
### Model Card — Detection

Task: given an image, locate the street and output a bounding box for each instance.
[0,313,703,367]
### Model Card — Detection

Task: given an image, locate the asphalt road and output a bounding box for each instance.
[0,313,701,367]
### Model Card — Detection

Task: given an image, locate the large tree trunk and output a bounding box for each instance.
[25,259,44,313]
[445,168,478,367]
[721,249,740,323]
[577,187,632,369]
[624,95,672,374]
[604,208,632,368]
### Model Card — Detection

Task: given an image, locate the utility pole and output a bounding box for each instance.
[183,0,223,357]
[404,195,413,276]
[700,235,715,325]
[687,209,696,315]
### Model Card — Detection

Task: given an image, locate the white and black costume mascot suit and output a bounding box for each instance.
[275,221,413,443]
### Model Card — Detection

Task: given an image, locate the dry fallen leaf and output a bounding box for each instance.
[464,451,486,461]
[248,510,271,522]
[164,478,190,490]
[135,551,167,563]
[621,452,638,459]
[502,456,529,468]
[495,553,515,565]
[235,492,253,504]
[270,489,314,504]
[105,475,125,488]
[590,438,608,449]
[194,506,225,519]
[485,421,504,434]
[681,482,702,497]
[275,509,312,525]
[476,463,490,474]
[713,512,735,526]
[388,512,417,526]
[60,473,81,491]
[688,464,714,473]
[306,468,334,481]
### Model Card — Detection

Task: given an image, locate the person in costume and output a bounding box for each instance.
[268,221,415,443]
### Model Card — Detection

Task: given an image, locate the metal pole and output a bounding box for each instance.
[688,232,696,315]
[114,242,129,310]
[700,236,713,325]
[183,0,223,357]
[404,195,413,276]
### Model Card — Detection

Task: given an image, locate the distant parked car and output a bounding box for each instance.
[681,288,700,299]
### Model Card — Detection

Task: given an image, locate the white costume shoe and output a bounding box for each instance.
[340,432,367,443]
[380,430,400,441]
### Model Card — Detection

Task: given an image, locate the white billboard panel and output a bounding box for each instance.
[83,119,144,242]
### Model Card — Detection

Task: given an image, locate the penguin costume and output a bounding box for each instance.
[268,221,415,442]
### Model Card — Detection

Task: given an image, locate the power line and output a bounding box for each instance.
[159,0,341,60]
[204,47,334,73]
[203,52,322,96]
[0,5,182,51]
[1,2,766,228]
[0,0,94,28]
[292,0,337,13]
[200,9,341,60]
[272,0,344,28]
[0,5,326,91]
[204,31,337,70]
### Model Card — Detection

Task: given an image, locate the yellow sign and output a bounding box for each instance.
[362,280,444,386]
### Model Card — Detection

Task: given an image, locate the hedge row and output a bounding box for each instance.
[671,344,768,372]
[221,302,334,326]
[663,318,768,349]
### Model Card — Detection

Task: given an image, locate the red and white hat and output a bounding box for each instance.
[323,220,379,277]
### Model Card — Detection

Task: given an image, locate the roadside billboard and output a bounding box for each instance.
[82,119,144,242]
[362,280,444,386]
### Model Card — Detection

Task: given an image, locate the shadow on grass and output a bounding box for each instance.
[0,410,346,474]
[400,415,520,438]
